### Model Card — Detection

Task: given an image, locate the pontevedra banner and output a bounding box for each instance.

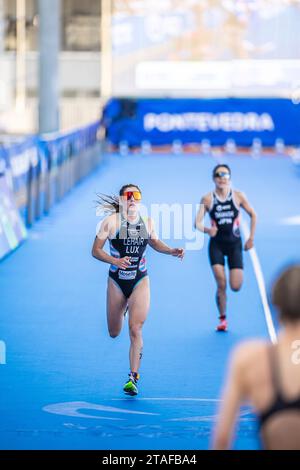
[103,98,300,147]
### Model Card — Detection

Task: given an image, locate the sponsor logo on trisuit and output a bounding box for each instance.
[118,270,137,280]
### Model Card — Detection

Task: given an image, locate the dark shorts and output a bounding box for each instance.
[109,270,148,299]
[209,238,243,270]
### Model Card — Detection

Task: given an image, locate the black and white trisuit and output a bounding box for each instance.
[208,189,243,269]
[109,214,149,298]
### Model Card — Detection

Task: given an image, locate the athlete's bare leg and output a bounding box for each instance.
[127,276,150,373]
[229,269,243,292]
[212,264,227,318]
[106,278,127,338]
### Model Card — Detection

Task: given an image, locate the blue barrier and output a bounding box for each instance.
[102,98,300,147]
[0,121,101,259]
[2,137,38,189]
[0,174,27,260]
[38,121,100,214]
[0,137,38,221]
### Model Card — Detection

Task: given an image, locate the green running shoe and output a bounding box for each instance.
[123,373,139,396]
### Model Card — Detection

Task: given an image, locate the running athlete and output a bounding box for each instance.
[213,265,300,450]
[195,164,256,331]
[92,184,184,396]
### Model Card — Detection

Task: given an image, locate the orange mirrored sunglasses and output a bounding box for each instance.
[123,191,142,201]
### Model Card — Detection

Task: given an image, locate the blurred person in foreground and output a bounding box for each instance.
[213,264,300,450]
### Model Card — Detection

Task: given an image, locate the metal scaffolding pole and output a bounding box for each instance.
[100,0,112,100]
[16,0,26,109]
[0,0,5,54]
[38,0,60,134]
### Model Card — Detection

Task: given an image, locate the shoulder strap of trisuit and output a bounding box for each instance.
[141,215,151,237]
[210,192,216,211]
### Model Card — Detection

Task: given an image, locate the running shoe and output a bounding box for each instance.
[216,317,228,332]
[123,373,139,396]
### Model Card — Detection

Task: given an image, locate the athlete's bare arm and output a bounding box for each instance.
[92,214,131,269]
[212,343,250,449]
[235,191,257,251]
[148,218,184,259]
[213,341,265,449]
[195,193,210,232]
[195,193,217,237]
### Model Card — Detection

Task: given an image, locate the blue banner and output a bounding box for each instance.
[103,98,300,147]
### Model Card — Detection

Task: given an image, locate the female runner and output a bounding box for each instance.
[92,184,184,395]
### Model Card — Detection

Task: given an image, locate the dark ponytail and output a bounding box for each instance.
[95,183,142,215]
[95,193,120,214]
